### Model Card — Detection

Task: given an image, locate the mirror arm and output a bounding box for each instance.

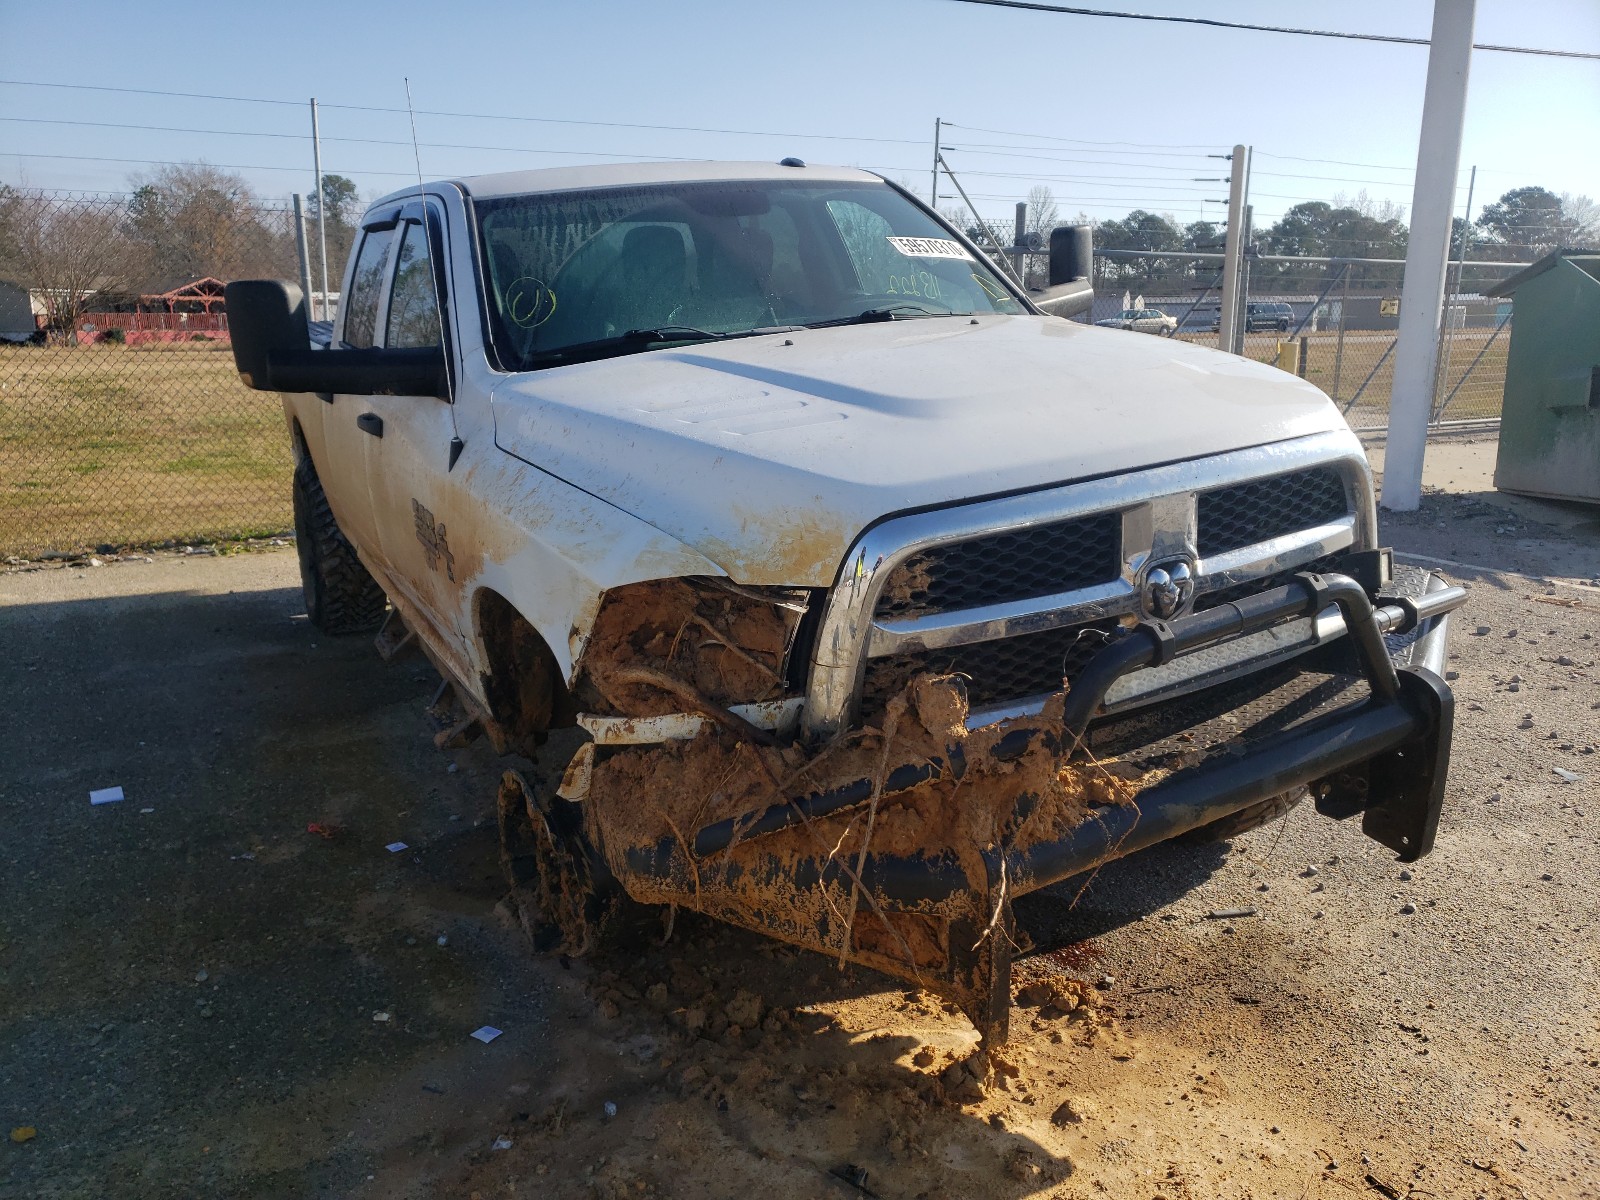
[265,347,449,400]
[1029,277,1094,320]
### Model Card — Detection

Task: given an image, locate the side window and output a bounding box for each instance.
[386,220,442,349]
[343,227,396,348]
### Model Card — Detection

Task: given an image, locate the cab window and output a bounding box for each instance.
[343,227,396,349]
[386,220,442,349]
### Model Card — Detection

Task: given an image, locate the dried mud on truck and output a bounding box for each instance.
[225,160,1467,1044]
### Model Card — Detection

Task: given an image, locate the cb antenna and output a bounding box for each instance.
[404,77,464,471]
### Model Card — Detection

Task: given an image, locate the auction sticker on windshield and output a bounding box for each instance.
[886,236,973,261]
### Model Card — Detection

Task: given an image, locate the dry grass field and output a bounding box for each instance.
[1177,327,1510,426]
[0,327,1508,557]
[0,342,292,556]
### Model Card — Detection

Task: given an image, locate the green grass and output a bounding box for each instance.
[0,342,293,555]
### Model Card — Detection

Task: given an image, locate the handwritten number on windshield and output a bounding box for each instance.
[884,269,942,302]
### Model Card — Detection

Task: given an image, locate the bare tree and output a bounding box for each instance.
[125,163,294,287]
[1330,189,1407,224]
[1020,187,1062,286]
[1559,193,1600,244]
[1025,186,1060,240]
[0,187,139,343]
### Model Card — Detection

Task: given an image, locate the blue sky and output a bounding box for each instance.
[2,0,1597,231]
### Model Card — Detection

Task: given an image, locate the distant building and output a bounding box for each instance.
[0,280,35,342]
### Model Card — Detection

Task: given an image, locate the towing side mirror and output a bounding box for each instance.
[224,279,447,399]
[1028,224,1093,320]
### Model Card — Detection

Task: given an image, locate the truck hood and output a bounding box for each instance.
[490,315,1349,586]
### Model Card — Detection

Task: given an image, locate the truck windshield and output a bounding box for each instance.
[474,179,1026,370]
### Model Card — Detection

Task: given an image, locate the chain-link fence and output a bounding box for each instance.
[2,190,1522,558]
[1,190,302,557]
[1080,254,1515,429]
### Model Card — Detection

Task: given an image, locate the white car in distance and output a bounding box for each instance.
[1095,307,1178,335]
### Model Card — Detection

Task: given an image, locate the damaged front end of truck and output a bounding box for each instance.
[500,452,1467,1045]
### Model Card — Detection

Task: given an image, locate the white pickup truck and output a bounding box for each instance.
[226,160,1464,1043]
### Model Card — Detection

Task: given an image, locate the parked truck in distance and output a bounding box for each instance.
[225,160,1465,1043]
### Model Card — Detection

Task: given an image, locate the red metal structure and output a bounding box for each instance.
[72,277,232,344]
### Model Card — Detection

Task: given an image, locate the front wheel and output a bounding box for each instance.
[291,458,387,634]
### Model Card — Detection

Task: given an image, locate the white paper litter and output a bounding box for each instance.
[89,786,124,805]
[372,1011,391,1023]
[1553,767,1583,783]
[470,1025,502,1044]
[491,1136,513,1151]
[385,841,408,853]
[139,807,155,814]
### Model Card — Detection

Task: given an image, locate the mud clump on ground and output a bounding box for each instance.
[447,924,1105,1197]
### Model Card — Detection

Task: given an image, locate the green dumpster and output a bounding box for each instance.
[1487,249,1600,504]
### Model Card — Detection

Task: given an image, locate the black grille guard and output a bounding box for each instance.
[606,571,1465,1043]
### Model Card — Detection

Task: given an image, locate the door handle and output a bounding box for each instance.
[356,412,384,438]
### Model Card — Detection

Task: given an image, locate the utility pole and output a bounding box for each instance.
[291,193,314,312]
[310,98,331,324]
[1217,144,1251,354]
[931,118,942,210]
[1383,0,1477,511]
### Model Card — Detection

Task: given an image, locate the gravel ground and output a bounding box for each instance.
[2,442,1597,1199]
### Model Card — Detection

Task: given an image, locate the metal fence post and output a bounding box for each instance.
[1331,265,1352,401]
[291,193,314,311]
[1013,202,1027,285]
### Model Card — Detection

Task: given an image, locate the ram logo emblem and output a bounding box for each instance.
[1142,559,1194,620]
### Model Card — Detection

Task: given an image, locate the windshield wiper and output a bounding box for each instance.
[527,325,802,367]
[805,303,970,329]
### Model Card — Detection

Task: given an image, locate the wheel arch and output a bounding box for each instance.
[472,587,576,753]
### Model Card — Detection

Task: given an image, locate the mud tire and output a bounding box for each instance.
[291,459,386,635]
[497,770,655,957]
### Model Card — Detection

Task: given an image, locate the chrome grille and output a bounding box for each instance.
[862,618,1120,710]
[805,432,1374,737]
[1193,551,1349,612]
[874,512,1120,620]
[1197,467,1347,557]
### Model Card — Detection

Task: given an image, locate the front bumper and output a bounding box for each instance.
[574,570,1464,1043]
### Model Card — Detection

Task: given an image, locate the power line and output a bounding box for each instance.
[1255,151,1414,172]
[0,78,931,146]
[0,151,419,178]
[5,115,1472,197]
[937,0,1600,59]
[942,144,1226,172]
[941,124,1220,153]
[0,116,698,163]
